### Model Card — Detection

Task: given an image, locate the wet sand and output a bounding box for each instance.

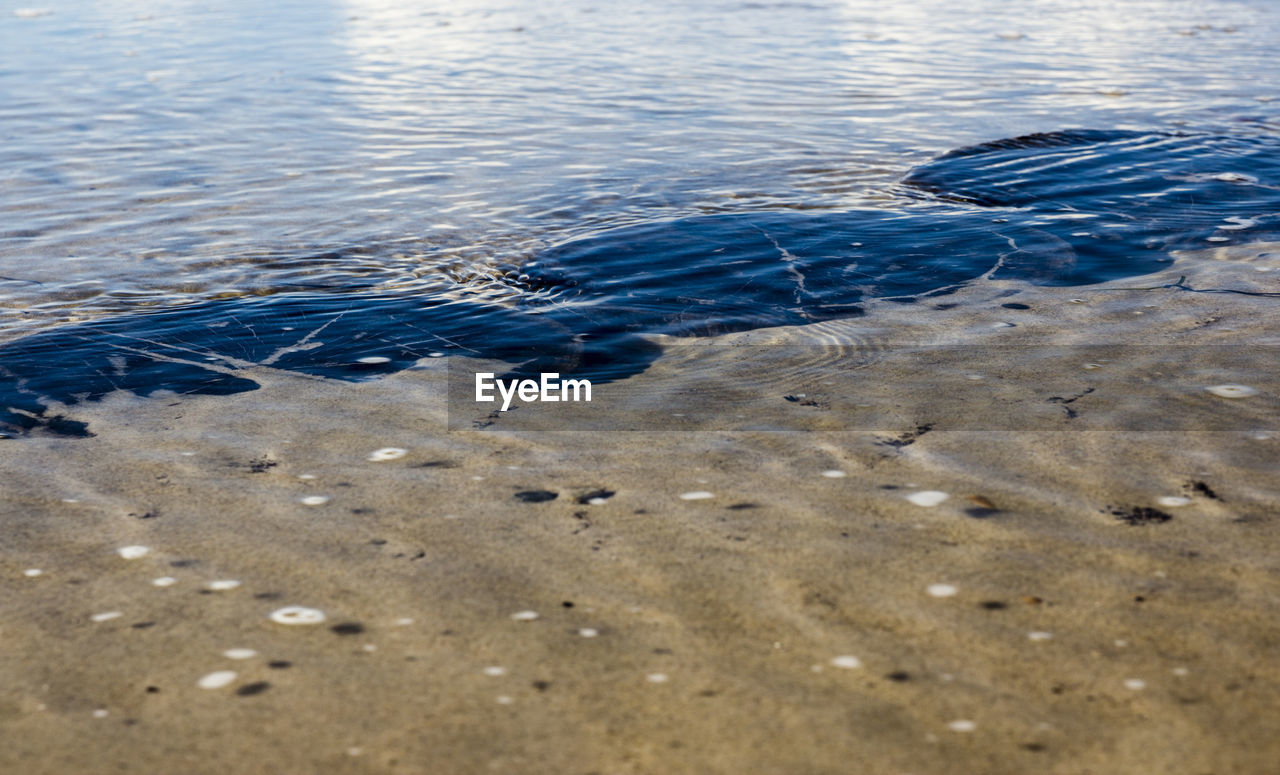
[2,244,1278,774]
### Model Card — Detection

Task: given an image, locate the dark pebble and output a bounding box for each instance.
[236,682,271,697]
[330,622,365,635]
[514,490,558,503]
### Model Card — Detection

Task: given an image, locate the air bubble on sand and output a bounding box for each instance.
[1123,678,1146,690]
[578,628,599,638]
[152,577,177,587]
[299,495,330,506]
[511,610,540,621]
[207,580,241,591]
[483,666,508,676]
[830,655,862,669]
[91,611,122,622]
[23,569,42,577]
[357,356,391,364]
[927,584,958,598]
[680,491,714,500]
[223,648,257,660]
[367,448,406,462]
[197,670,237,689]
[907,491,949,507]
[270,606,326,625]
[822,470,847,478]
[1028,631,1053,641]
[118,545,150,560]
[1158,496,1191,507]
[1206,384,1257,398]
[646,673,670,683]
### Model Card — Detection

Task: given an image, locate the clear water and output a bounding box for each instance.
[2,0,1279,433]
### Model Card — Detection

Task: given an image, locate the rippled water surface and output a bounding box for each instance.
[2,0,1279,431]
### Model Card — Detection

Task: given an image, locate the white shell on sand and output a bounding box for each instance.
[1157,496,1191,507]
[152,577,177,587]
[927,584,958,598]
[197,670,237,689]
[117,545,150,560]
[299,495,330,506]
[822,470,847,478]
[679,491,714,500]
[207,580,241,591]
[91,611,122,622]
[947,720,977,732]
[906,491,949,507]
[223,648,257,660]
[367,447,407,462]
[830,655,862,669]
[269,606,327,625]
[1205,384,1257,398]
[510,610,540,621]
[646,673,670,683]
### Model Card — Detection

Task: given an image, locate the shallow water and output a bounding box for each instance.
[3,0,1280,431]
[3,0,1279,333]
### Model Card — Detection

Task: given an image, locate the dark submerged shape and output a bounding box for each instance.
[4,126,1278,436]
[902,128,1280,283]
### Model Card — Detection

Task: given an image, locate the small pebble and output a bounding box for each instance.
[152,577,177,587]
[197,670,237,689]
[91,611,122,622]
[299,496,330,506]
[207,580,241,591]
[927,584,958,598]
[1172,667,1189,677]
[906,491,949,507]
[23,568,42,577]
[587,498,609,505]
[830,655,862,669]
[367,448,406,462]
[483,666,508,677]
[92,709,109,718]
[496,695,514,705]
[1123,678,1146,691]
[269,606,327,625]
[1205,384,1257,398]
[1028,631,1054,641]
[346,747,363,757]
[511,610,540,621]
[948,720,977,732]
[117,546,150,560]
[395,617,415,626]
[222,648,257,660]
[679,491,714,500]
[646,673,670,683]
[1157,496,1191,507]
[578,628,599,638]
[821,470,847,479]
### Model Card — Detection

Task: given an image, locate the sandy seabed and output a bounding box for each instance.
[2,244,1278,775]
